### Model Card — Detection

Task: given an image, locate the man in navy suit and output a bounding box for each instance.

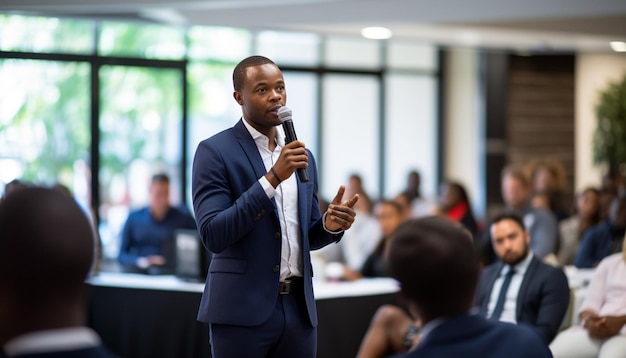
[0,187,117,357]
[192,55,358,358]
[474,213,570,343]
[387,216,552,358]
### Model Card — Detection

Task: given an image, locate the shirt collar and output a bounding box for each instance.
[4,327,101,356]
[502,252,533,276]
[241,117,285,148]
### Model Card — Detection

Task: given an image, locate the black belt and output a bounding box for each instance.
[279,276,303,295]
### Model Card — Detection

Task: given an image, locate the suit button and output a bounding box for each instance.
[273,265,280,273]
[261,209,266,215]
[254,213,261,222]
[274,232,281,239]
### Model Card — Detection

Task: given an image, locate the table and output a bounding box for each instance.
[87,273,399,358]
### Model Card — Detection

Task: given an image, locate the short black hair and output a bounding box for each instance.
[387,216,479,319]
[489,212,526,232]
[151,173,170,184]
[232,55,277,91]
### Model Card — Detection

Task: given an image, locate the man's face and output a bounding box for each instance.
[234,63,286,133]
[490,219,530,266]
[377,203,403,238]
[502,175,529,209]
[149,181,170,214]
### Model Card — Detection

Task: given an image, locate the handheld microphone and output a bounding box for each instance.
[278,106,309,183]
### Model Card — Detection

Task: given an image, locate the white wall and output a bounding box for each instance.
[575,54,626,191]
[443,47,484,218]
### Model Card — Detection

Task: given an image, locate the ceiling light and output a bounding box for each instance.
[610,41,626,52]
[361,27,392,40]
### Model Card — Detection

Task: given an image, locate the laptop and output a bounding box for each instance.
[174,229,211,282]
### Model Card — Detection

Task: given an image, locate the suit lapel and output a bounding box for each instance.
[233,119,268,180]
[516,255,538,319]
[483,262,504,314]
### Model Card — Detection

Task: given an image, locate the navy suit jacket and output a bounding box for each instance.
[574,221,618,268]
[474,255,570,343]
[399,314,552,358]
[192,119,342,327]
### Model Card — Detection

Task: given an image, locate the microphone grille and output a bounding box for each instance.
[277,106,292,122]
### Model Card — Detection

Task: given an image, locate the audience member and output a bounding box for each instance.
[500,164,558,259]
[52,183,104,276]
[403,171,422,202]
[2,179,29,199]
[403,170,435,218]
[0,187,117,357]
[438,180,478,237]
[602,167,625,196]
[360,200,404,278]
[599,184,618,221]
[117,173,196,274]
[344,200,405,280]
[387,216,552,358]
[574,194,626,268]
[550,246,626,358]
[527,158,570,221]
[356,304,420,358]
[393,192,413,222]
[557,188,601,266]
[474,213,570,343]
[345,173,373,215]
[317,195,381,275]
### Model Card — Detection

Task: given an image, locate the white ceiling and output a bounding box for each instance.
[2,0,626,53]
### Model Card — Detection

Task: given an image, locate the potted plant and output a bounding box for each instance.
[592,72,626,177]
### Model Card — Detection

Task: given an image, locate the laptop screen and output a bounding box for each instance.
[174,229,209,281]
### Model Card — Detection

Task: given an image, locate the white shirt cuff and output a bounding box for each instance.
[322,212,344,234]
[259,176,276,199]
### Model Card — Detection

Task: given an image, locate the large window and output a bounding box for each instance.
[321,74,381,201]
[0,59,90,205]
[0,14,93,54]
[98,21,185,60]
[98,65,184,259]
[186,60,244,204]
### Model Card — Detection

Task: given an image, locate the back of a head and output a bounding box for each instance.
[0,187,94,302]
[387,216,479,321]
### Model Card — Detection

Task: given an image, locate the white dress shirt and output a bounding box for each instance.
[487,252,534,323]
[242,119,302,280]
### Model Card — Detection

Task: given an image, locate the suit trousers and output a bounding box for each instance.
[550,327,626,358]
[208,285,316,358]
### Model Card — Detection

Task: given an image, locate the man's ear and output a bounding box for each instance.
[233,91,243,105]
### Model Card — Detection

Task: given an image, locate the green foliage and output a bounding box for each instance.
[593,73,626,168]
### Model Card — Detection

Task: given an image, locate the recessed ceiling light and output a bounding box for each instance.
[610,41,626,52]
[361,27,392,40]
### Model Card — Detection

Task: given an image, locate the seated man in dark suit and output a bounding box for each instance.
[0,187,117,357]
[117,173,197,274]
[387,216,552,358]
[474,213,570,343]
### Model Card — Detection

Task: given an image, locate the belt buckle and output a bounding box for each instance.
[279,279,292,295]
